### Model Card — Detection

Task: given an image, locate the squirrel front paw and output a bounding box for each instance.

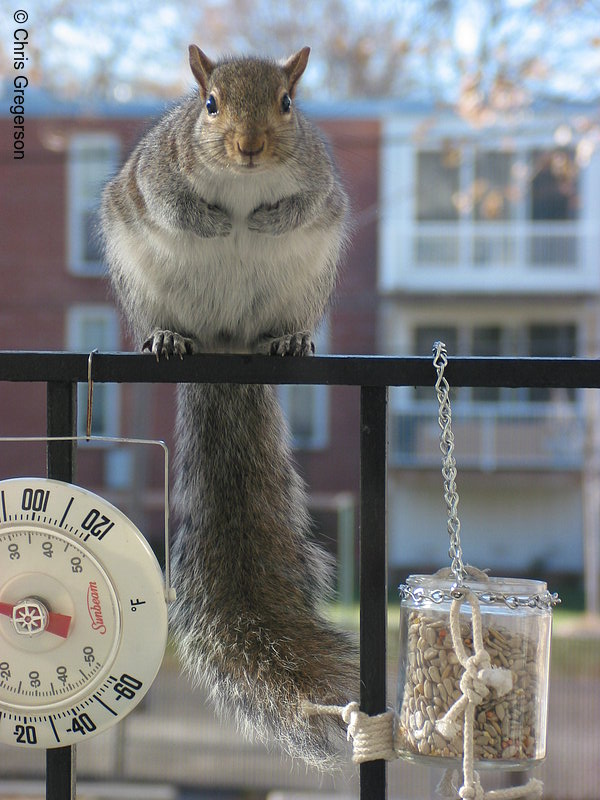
[246,202,287,235]
[178,197,232,238]
[205,203,232,237]
[263,332,315,357]
[143,330,196,361]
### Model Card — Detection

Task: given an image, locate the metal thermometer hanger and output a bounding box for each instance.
[0,351,174,748]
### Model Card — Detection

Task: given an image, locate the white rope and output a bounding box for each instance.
[301,591,544,798]
[302,700,397,763]
[436,770,544,800]
[434,589,543,800]
[486,780,544,800]
[302,591,544,799]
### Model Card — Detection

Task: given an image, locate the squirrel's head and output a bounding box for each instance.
[188,45,310,172]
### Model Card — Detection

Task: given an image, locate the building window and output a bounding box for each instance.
[473,152,513,222]
[67,133,120,276]
[530,150,578,222]
[413,145,580,269]
[416,151,460,222]
[67,306,121,436]
[412,322,577,405]
[471,326,503,403]
[414,325,458,402]
[278,324,330,450]
[529,150,578,265]
[527,323,577,402]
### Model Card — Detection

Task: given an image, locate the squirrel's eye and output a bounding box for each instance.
[281,93,292,113]
[206,94,218,115]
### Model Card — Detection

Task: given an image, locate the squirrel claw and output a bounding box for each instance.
[268,332,315,357]
[143,330,195,361]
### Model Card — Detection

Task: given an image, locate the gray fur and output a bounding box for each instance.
[101,48,356,768]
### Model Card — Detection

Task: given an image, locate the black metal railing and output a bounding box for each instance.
[1,351,599,800]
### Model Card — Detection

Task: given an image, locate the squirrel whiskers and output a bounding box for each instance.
[101,45,357,769]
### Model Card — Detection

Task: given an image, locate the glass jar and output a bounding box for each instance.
[396,573,558,769]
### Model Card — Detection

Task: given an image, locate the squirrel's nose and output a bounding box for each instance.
[237,140,265,157]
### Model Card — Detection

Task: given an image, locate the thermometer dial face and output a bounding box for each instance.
[0,478,168,748]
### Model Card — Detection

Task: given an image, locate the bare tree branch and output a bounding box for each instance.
[3,0,598,106]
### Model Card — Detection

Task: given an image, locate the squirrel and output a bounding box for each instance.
[100,46,357,769]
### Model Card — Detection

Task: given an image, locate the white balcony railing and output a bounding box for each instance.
[379,220,599,294]
[390,402,586,471]
[413,222,579,269]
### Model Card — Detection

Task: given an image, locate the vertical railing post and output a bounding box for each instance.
[359,386,389,800]
[46,381,77,800]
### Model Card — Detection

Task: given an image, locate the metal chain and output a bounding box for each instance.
[433,341,467,585]
[399,583,561,609]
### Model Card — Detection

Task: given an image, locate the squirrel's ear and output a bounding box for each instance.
[189,45,215,98]
[282,46,310,97]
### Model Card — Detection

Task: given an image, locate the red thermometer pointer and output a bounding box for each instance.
[0,600,72,639]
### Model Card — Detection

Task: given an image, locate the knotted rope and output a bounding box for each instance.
[434,588,543,800]
[302,699,397,763]
[436,769,544,800]
[302,590,544,799]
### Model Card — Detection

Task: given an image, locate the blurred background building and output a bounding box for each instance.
[1,93,599,606]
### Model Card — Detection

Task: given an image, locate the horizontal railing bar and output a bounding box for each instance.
[0,351,599,388]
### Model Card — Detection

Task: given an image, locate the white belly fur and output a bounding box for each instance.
[114,213,338,347]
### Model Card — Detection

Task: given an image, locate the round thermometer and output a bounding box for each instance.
[0,477,168,748]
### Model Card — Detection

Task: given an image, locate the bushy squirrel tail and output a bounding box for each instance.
[169,382,358,769]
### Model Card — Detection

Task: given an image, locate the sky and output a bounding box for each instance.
[1,0,600,104]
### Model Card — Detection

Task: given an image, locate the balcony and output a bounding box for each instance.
[390,401,586,471]
[380,221,598,295]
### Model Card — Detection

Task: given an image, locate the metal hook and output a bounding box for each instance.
[86,349,98,441]
[0,433,175,603]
